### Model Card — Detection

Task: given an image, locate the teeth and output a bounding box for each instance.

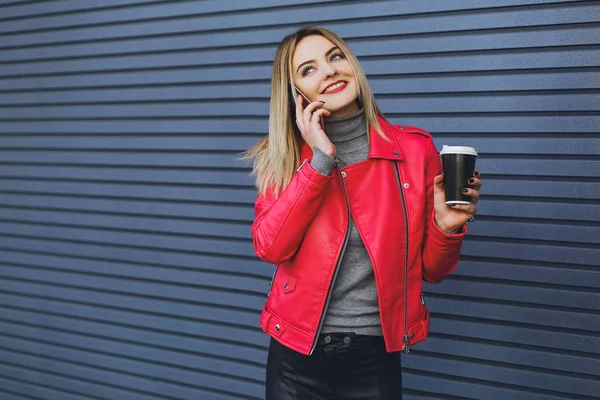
[325,82,345,93]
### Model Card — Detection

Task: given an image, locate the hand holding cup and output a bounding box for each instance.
[433,146,482,234]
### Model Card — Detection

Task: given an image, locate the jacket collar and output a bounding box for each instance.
[300,115,404,162]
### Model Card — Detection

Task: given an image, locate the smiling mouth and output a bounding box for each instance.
[322,81,348,94]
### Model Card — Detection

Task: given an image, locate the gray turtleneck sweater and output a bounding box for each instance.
[309,108,383,336]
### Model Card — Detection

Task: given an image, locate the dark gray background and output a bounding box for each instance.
[0,1,599,399]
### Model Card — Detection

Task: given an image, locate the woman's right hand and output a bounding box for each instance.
[295,95,336,158]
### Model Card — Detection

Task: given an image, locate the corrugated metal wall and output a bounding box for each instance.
[0,0,598,399]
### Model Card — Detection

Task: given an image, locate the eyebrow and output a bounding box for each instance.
[296,46,340,74]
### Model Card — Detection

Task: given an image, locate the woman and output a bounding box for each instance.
[245,26,482,400]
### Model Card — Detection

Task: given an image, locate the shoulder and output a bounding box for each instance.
[376,115,432,139]
[386,123,434,150]
[392,124,432,139]
[374,116,435,156]
[383,121,437,158]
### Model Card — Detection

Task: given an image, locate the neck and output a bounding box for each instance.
[330,100,360,118]
[323,107,366,144]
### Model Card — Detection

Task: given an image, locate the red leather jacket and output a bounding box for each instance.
[252,116,467,356]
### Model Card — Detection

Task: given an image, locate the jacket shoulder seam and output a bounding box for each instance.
[394,124,432,139]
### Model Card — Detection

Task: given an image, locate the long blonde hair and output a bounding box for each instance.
[244,26,388,197]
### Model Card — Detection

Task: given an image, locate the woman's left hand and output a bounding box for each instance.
[433,170,482,234]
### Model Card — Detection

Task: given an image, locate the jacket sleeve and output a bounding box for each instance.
[421,138,468,283]
[252,159,332,264]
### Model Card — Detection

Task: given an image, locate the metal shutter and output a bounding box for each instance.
[0,1,598,399]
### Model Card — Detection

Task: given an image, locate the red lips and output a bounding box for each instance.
[322,80,348,94]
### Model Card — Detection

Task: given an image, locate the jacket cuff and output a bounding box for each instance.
[310,147,337,176]
[430,211,468,240]
[299,157,333,187]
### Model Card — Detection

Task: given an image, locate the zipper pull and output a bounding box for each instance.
[403,334,411,354]
[420,292,425,305]
[296,159,308,172]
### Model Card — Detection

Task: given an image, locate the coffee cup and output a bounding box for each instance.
[439,145,478,205]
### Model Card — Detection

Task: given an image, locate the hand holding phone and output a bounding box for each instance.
[293,86,336,158]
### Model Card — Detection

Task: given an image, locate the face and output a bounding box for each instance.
[292,35,359,118]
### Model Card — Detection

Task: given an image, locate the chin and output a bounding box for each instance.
[326,97,360,117]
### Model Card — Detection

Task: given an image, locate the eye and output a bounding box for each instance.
[301,65,315,76]
[330,52,345,62]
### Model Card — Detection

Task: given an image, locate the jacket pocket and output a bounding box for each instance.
[281,273,297,294]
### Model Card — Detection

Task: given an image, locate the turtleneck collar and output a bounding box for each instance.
[323,108,366,144]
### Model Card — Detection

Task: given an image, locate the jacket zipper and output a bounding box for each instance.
[309,166,351,355]
[393,162,411,354]
[266,265,279,297]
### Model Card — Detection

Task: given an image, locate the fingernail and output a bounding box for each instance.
[319,101,326,104]
[474,170,480,177]
[461,188,468,193]
[468,178,475,184]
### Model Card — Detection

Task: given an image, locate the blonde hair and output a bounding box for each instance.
[243,26,388,197]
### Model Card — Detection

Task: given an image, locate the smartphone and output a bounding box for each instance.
[294,85,326,130]
[293,85,311,108]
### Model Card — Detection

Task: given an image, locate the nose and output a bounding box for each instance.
[321,62,337,81]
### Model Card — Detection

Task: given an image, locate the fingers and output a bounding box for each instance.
[461,187,480,204]
[448,202,477,216]
[470,170,482,190]
[304,100,325,113]
[435,172,481,190]
[462,172,481,204]
[310,107,331,130]
[303,100,325,128]
[433,173,446,195]
[295,97,326,133]
[468,177,482,191]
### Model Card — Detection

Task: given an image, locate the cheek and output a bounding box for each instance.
[306,79,323,100]
[294,79,319,102]
[339,61,355,78]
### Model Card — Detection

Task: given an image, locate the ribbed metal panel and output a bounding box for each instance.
[0,1,598,399]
